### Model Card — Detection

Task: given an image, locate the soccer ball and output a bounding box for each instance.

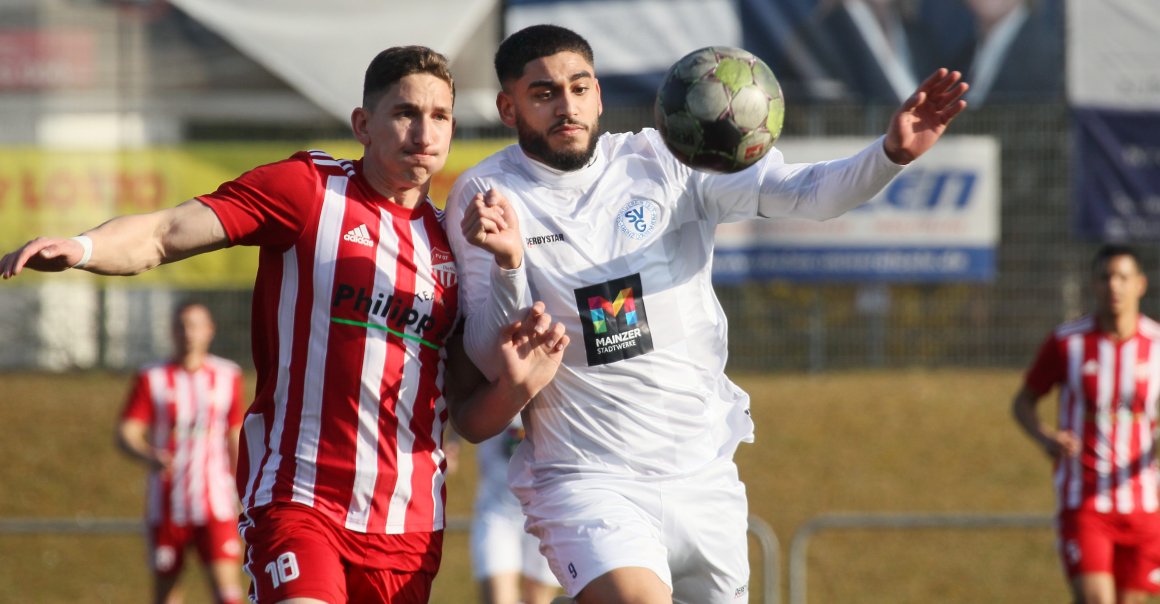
[654,46,785,173]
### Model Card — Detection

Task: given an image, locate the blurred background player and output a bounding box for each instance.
[470,417,560,604]
[447,23,966,604]
[1013,244,1160,604]
[117,301,244,604]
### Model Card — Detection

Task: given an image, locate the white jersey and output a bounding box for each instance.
[473,417,526,516]
[447,128,902,486]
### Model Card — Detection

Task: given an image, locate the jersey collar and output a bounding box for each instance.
[514,135,607,190]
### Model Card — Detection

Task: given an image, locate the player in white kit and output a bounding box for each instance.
[445,24,968,604]
[470,416,560,604]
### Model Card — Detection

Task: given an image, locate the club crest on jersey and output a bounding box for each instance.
[573,273,654,366]
[431,247,456,288]
[616,198,660,241]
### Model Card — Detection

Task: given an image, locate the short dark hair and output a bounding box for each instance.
[494,24,595,85]
[172,300,212,325]
[363,46,454,110]
[1092,243,1143,273]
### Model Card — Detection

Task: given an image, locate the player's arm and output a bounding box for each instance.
[445,302,569,443]
[226,370,244,478]
[116,418,172,472]
[227,427,241,477]
[446,181,534,380]
[1011,385,1080,460]
[705,70,968,224]
[1,198,228,279]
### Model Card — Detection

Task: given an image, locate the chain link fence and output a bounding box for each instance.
[3,102,1149,372]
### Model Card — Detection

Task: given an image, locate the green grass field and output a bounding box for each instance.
[0,369,1068,603]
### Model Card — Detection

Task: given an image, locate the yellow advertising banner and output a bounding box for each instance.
[0,139,512,286]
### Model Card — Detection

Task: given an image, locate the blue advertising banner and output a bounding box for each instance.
[1073,109,1160,240]
[712,136,1000,283]
[1068,0,1160,241]
[713,246,994,284]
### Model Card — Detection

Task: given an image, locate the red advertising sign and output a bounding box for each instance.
[0,29,95,90]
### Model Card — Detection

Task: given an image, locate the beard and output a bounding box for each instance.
[515,115,600,172]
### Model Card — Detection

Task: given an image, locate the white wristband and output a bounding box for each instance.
[70,235,93,269]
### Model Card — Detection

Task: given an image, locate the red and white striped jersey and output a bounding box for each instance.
[1025,314,1160,514]
[200,151,459,534]
[121,355,244,526]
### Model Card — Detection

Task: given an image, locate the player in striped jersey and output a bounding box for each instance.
[118,301,245,604]
[1014,244,1160,604]
[1,45,569,604]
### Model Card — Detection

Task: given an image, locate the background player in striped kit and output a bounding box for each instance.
[1013,244,1160,604]
[1,45,569,603]
[117,301,245,604]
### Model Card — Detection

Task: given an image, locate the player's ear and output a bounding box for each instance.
[497,91,517,128]
[351,107,371,145]
[595,78,603,117]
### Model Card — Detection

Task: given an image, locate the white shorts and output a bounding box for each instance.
[470,507,558,585]
[515,459,750,603]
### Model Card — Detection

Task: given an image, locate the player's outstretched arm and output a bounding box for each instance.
[446,301,569,443]
[883,68,969,165]
[0,198,228,279]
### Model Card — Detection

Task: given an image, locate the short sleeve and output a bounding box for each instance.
[198,152,321,248]
[1024,333,1064,396]
[121,372,154,423]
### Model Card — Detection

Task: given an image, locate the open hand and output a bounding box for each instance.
[0,237,85,279]
[883,68,969,165]
[496,301,569,401]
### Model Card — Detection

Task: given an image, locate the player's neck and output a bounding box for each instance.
[396,185,428,209]
[372,180,428,209]
[176,352,207,371]
[1099,311,1138,341]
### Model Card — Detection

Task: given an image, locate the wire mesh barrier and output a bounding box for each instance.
[0,514,781,604]
[1,103,1133,372]
[787,512,1054,604]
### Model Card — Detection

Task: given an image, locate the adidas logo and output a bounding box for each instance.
[343,224,373,247]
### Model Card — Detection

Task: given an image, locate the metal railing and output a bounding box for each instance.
[787,512,1053,604]
[0,513,781,604]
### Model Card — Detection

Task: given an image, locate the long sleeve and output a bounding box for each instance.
[445,176,534,380]
[699,134,904,224]
[468,262,533,380]
[757,135,903,220]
